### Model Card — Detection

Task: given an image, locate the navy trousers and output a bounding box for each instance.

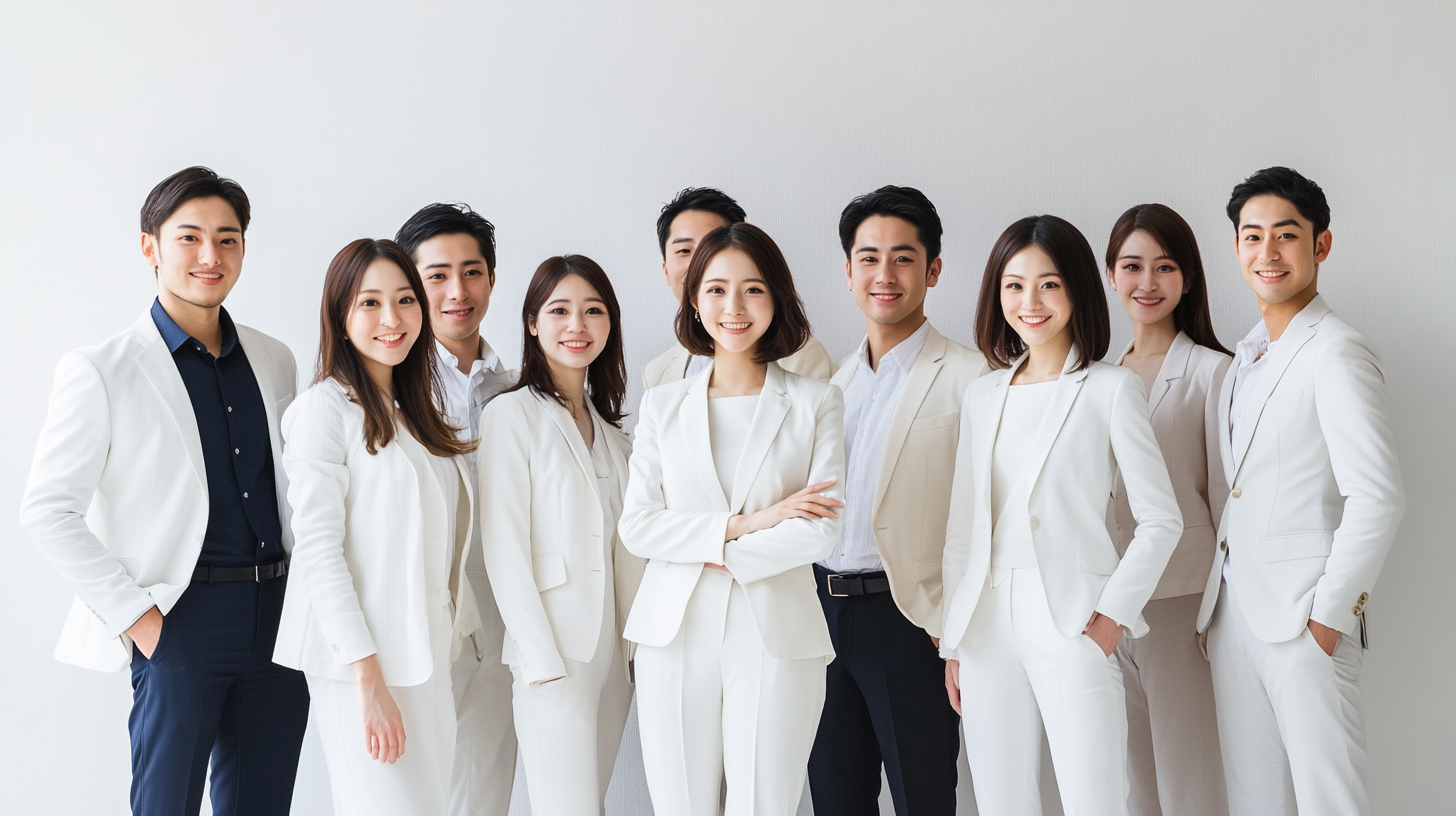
[808,565,961,816]
[129,575,309,816]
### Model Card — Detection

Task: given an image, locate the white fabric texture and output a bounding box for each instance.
[707,395,758,499]
[639,337,837,390]
[1223,322,1275,586]
[989,381,1056,570]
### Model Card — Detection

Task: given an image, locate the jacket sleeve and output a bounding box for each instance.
[938,383,979,656]
[1203,355,1232,536]
[477,397,567,684]
[20,351,157,638]
[620,395,734,565]
[281,391,376,665]
[1309,335,1405,634]
[723,386,847,584]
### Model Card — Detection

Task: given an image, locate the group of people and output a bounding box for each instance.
[19,164,1404,816]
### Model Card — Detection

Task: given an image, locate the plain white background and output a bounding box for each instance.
[2,3,1452,814]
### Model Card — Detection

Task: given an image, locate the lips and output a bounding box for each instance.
[561,340,591,351]
[1255,269,1291,282]
[870,292,902,302]
[719,322,751,334]
[375,333,406,347]
[442,307,474,319]
[190,271,223,283]
[1132,297,1163,306]
[1019,315,1050,326]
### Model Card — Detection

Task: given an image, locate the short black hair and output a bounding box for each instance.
[1226,166,1330,236]
[395,203,497,271]
[838,185,943,262]
[140,166,250,236]
[655,187,746,257]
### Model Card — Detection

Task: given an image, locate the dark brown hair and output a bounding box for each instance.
[315,238,474,457]
[1105,204,1230,356]
[975,215,1110,371]
[140,166,251,236]
[675,223,811,364]
[506,255,627,427]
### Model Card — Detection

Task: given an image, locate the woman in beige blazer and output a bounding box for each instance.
[621,223,846,816]
[1105,204,1233,816]
[275,239,479,816]
[477,255,643,816]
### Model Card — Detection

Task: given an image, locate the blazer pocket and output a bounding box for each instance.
[1259,533,1334,562]
[909,412,959,433]
[532,554,568,590]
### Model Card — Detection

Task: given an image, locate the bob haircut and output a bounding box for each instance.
[506,255,627,427]
[1105,204,1230,356]
[315,238,474,457]
[976,215,1109,371]
[675,223,811,365]
[140,166,251,237]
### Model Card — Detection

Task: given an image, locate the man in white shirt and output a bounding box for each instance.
[396,203,517,816]
[641,187,835,388]
[1196,168,1405,816]
[810,186,985,816]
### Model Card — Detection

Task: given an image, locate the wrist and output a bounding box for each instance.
[352,654,383,687]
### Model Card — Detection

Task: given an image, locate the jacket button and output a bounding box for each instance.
[1231,488,1242,499]
[1352,605,1363,616]
[1358,592,1369,603]
[1220,539,1228,551]
[1028,516,1041,531]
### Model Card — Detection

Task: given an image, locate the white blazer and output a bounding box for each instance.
[941,353,1183,650]
[1196,295,1405,642]
[641,336,837,390]
[20,311,297,673]
[621,361,845,660]
[477,388,644,685]
[829,324,988,636]
[1110,332,1233,600]
[273,380,480,687]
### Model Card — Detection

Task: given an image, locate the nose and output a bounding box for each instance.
[1021,284,1041,312]
[198,237,221,267]
[726,288,747,315]
[379,302,400,327]
[446,274,465,302]
[567,307,587,332]
[1138,267,1157,292]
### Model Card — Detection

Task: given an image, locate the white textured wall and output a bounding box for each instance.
[2,3,1452,814]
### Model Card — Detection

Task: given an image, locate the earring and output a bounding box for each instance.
[694,310,701,323]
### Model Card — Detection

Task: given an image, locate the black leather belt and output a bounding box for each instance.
[825,570,891,597]
[192,561,288,584]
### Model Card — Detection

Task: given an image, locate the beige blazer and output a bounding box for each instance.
[476,388,643,685]
[1196,296,1405,642]
[620,362,845,660]
[941,354,1182,651]
[829,324,987,636]
[641,336,836,390]
[1110,332,1233,600]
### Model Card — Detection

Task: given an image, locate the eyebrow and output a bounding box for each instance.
[544,297,607,306]
[358,286,416,294]
[422,259,483,270]
[1116,253,1174,261]
[175,224,242,234]
[670,237,695,245]
[1241,219,1303,231]
[855,244,919,254]
[703,277,767,285]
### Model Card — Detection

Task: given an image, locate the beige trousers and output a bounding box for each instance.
[449,568,519,816]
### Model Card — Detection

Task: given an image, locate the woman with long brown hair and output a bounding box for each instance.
[273,239,479,816]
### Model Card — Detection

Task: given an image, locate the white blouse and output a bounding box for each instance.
[708,395,759,499]
[589,413,622,592]
[400,429,458,607]
[990,381,1057,569]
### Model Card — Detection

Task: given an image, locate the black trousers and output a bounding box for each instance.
[808,565,960,816]
[129,576,310,816]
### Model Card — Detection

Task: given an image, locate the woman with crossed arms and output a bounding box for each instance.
[940,215,1182,816]
[476,255,642,816]
[275,239,480,816]
[621,222,846,816]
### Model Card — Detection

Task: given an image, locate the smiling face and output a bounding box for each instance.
[529,272,611,378]
[1001,244,1072,350]
[415,232,494,345]
[694,247,774,358]
[1109,229,1187,327]
[846,214,942,326]
[1235,194,1329,306]
[346,259,423,388]
[663,210,729,301]
[141,196,245,310]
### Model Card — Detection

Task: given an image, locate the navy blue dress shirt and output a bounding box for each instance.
[151,299,283,567]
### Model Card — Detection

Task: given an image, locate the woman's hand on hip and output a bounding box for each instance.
[1083,611,1123,656]
[352,654,406,764]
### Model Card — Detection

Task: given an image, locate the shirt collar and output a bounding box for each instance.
[150,297,239,356]
[436,337,505,379]
[1233,320,1272,369]
[856,319,931,375]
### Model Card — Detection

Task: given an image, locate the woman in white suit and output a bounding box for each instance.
[274,239,480,816]
[621,222,846,816]
[1105,204,1233,815]
[477,255,642,815]
[940,215,1183,816]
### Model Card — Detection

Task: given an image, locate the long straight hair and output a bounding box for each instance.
[315,238,475,457]
[506,255,627,427]
[1105,204,1230,355]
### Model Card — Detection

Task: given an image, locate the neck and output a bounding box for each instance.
[1021,331,1073,382]
[157,288,223,354]
[439,330,482,376]
[865,310,926,371]
[548,359,589,417]
[363,359,395,403]
[1259,283,1318,342]
[708,347,767,397]
[1128,317,1179,359]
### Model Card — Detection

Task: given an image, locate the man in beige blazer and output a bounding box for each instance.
[641,187,834,389]
[1196,168,1405,816]
[808,186,986,816]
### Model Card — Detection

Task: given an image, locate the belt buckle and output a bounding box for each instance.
[827,573,850,597]
[254,565,261,582]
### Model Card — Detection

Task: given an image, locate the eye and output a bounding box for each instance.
[360,298,380,308]
[894,255,914,264]
[676,247,692,255]
[549,307,568,315]
[1122,263,1140,273]
[1040,280,1060,290]
[860,255,879,265]
[463,269,480,277]
[1005,281,1022,291]
[707,286,726,294]
[1157,264,1176,273]
[746,285,766,294]
[587,306,605,315]
[399,295,416,305]
[1243,234,1260,242]
[179,235,196,242]
[1279,232,1297,240]
[220,237,238,245]
[426,273,445,281]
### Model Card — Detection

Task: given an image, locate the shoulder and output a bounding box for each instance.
[1085,359,1142,396]
[641,372,694,415]
[644,344,686,382]
[1186,342,1234,382]
[482,387,540,426]
[967,366,1005,399]
[782,367,836,400]
[940,337,989,377]
[782,336,835,379]
[66,317,155,375]
[234,323,293,360]
[285,380,358,428]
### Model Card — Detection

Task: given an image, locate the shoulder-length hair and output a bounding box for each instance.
[315,238,474,457]
[975,215,1110,371]
[506,255,627,427]
[1105,204,1230,355]
[675,222,811,364]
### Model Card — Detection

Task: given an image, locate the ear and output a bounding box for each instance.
[1106,268,1117,291]
[844,258,853,290]
[1314,229,1333,264]
[487,268,496,289]
[926,257,943,289]
[528,315,538,337]
[140,232,159,271]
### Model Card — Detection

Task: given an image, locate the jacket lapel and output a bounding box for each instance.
[542,393,602,506]
[682,363,729,511]
[873,326,946,517]
[1023,351,1090,492]
[729,362,791,514]
[1230,298,1328,481]
[131,313,208,498]
[1216,358,1237,482]
[974,365,1015,511]
[1148,332,1193,419]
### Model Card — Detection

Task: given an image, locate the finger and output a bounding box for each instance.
[802,495,846,508]
[367,731,379,761]
[796,479,838,496]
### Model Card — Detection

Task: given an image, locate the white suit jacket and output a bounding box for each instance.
[941,354,1183,651]
[1110,332,1233,600]
[1195,295,1405,642]
[829,324,988,636]
[273,380,480,687]
[641,336,836,390]
[477,388,645,685]
[621,361,845,660]
[20,311,297,673]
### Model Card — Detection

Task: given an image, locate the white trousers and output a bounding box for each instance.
[634,568,826,816]
[1117,593,1228,816]
[308,604,456,816]
[449,569,518,816]
[1207,581,1369,816]
[956,568,1129,816]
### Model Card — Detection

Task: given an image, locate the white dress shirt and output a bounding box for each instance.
[990,381,1056,569]
[819,320,931,574]
[1224,322,1277,585]
[436,338,515,446]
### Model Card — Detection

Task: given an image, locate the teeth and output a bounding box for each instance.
[721,323,750,330]
[563,341,590,348]
[1133,298,1162,305]
[377,333,403,342]
[1020,316,1049,325]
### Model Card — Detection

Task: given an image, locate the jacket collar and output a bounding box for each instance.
[683,360,792,514]
[979,346,1090,501]
[130,311,208,498]
[1228,295,1328,478]
[1115,330,1194,417]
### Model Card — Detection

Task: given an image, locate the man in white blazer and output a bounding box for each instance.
[641,187,835,388]
[1196,167,1405,816]
[19,167,309,816]
[396,203,519,816]
[809,186,985,816]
